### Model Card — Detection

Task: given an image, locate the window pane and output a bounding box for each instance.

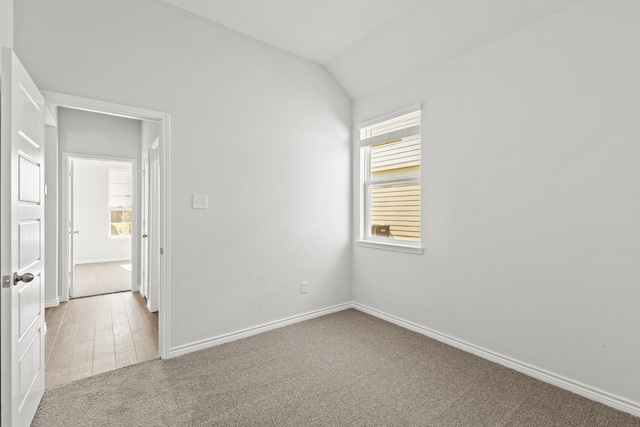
[370,135,420,180]
[370,182,420,241]
[110,183,123,196]
[109,168,133,237]
[110,170,124,184]
[110,209,132,236]
[111,210,124,223]
[110,196,123,208]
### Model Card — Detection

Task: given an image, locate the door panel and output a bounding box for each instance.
[18,276,41,337]
[18,220,41,268]
[18,154,41,203]
[1,47,46,427]
[19,329,42,408]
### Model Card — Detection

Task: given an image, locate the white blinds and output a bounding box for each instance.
[359,109,421,147]
[370,135,421,175]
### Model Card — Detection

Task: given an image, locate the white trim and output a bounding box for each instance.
[158,112,171,360]
[359,103,421,129]
[352,302,640,418]
[168,303,352,359]
[44,297,59,308]
[360,124,420,148]
[41,91,165,122]
[74,258,132,265]
[356,240,424,255]
[43,91,171,360]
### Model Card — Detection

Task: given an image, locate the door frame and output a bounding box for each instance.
[44,90,171,359]
[61,154,138,300]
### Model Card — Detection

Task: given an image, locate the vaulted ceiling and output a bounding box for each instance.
[159,0,584,99]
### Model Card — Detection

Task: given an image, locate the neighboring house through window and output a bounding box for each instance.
[109,168,133,237]
[360,107,421,248]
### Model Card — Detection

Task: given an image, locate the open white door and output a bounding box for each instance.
[140,155,149,299]
[0,48,46,427]
[147,144,159,312]
[68,159,75,298]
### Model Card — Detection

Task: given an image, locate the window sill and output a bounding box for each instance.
[356,240,424,255]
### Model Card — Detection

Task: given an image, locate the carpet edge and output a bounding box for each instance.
[352,302,640,419]
[168,302,353,358]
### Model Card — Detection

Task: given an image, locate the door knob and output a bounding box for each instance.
[142,234,148,238]
[73,230,80,234]
[14,272,35,286]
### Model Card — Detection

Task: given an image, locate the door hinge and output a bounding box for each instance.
[160,248,164,255]
[2,275,11,288]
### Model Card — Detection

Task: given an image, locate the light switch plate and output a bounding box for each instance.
[192,194,208,209]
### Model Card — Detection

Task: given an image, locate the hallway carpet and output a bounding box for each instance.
[33,309,640,426]
[73,261,131,298]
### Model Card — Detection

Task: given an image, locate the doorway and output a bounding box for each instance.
[70,157,135,299]
[41,95,170,388]
[44,91,170,360]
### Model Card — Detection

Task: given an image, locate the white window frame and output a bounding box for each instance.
[108,167,133,239]
[358,105,424,255]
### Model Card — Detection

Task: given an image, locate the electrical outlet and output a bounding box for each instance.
[300,281,309,294]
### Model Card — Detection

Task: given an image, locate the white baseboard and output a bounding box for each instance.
[45,297,60,308]
[75,258,131,265]
[168,303,352,359]
[352,302,640,418]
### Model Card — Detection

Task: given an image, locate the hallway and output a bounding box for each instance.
[44,291,158,388]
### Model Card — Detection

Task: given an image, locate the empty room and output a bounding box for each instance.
[1,0,639,426]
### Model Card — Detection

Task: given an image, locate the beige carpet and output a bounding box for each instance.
[73,261,131,298]
[33,310,640,426]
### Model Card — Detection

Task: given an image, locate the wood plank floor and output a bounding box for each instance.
[45,291,158,389]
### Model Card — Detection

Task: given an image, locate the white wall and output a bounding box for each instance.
[58,108,142,160]
[352,0,640,409]
[15,0,352,349]
[44,113,59,307]
[0,0,12,49]
[73,159,132,264]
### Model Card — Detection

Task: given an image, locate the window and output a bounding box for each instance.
[109,168,133,237]
[360,107,421,247]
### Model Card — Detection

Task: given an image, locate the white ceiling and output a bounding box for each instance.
[159,0,584,99]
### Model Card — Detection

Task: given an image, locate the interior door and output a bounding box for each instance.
[68,158,75,297]
[141,155,149,298]
[147,145,159,312]
[0,48,46,427]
